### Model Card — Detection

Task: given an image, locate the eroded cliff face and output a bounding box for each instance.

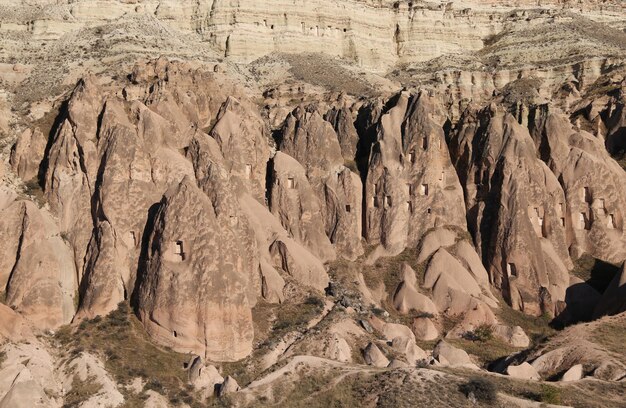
[1,1,626,406]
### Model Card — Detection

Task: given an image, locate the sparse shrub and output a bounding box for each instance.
[63,375,102,408]
[459,377,498,404]
[304,296,324,308]
[540,384,562,405]
[463,324,494,342]
[371,307,386,317]
[144,379,164,393]
[414,311,434,319]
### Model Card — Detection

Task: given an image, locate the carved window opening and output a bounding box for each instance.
[287,177,295,189]
[420,184,429,196]
[245,164,252,179]
[173,330,178,338]
[129,231,137,247]
[174,241,185,261]
[427,208,432,214]
[345,204,351,213]
[407,152,414,163]
[506,263,517,277]
[385,196,392,208]
[406,201,412,213]
[608,214,616,229]
[373,196,380,208]
[407,183,413,195]
[582,187,591,203]
[599,198,605,210]
[560,217,566,227]
[579,213,589,230]
[422,137,428,150]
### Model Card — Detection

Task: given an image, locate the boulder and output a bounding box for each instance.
[326,333,352,363]
[432,340,473,367]
[417,228,457,263]
[411,317,439,341]
[561,364,584,382]
[391,336,427,364]
[363,343,389,368]
[392,263,438,315]
[218,376,240,397]
[493,325,530,348]
[506,362,540,380]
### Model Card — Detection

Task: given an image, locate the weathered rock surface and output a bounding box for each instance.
[364,92,467,254]
[0,200,76,331]
[506,362,540,381]
[432,340,475,368]
[363,343,389,368]
[449,106,572,315]
[269,151,336,263]
[136,176,257,361]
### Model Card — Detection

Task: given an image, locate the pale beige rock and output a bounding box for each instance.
[0,305,32,342]
[144,391,170,408]
[368,316,415,343]
[325,333,352,363]
[260,260,285,304]
[279,106,364,260]
[417,228,457,263]
[192,363,223,399]
[219,376,240,396]
[363,343,389,368]
[493,325,531,348]
[506,362,540,381]
[61,352,124,408]
[0,342,60,408]
[423,248,484,314]
[392,263,438,315]
[210,96,272,202]
[411,317,439,341]
[432,340,473,367]
[391,336,427,365]
[561,364,584,382]
[10,128,47,181]
[0,201,76,330]
[364,92,468,254]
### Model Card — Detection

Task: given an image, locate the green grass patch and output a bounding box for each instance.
[449,336,517,366]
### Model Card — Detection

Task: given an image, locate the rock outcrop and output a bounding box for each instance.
[0,200,76,331]
[364,92,467,254]
[136,176,257,362]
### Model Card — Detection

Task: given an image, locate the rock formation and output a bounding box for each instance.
[136,176,257,362]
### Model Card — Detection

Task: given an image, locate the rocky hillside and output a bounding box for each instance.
[0,1,626,407]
